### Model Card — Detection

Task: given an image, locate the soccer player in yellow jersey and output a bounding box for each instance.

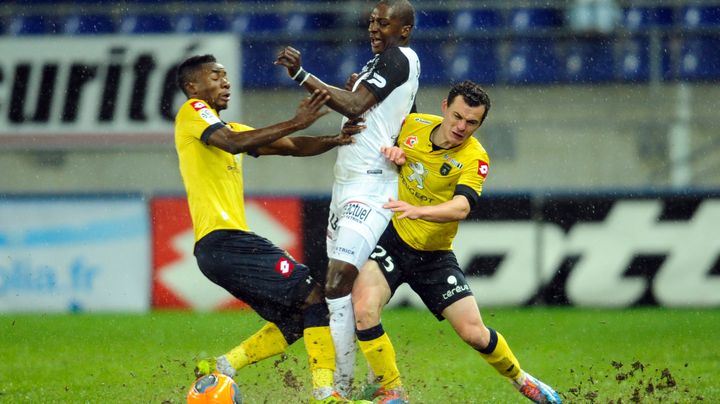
[175,54,369,404]
[352,81,562,403]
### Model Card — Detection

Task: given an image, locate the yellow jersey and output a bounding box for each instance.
[175,98,253,241]
[393,113,490,251]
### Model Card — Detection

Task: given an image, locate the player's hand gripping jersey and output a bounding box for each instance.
[175,99,253,241]
[394,113,491,251]
[335,46,420,183]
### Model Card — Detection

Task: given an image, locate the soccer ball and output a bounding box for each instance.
[187,372,243,404]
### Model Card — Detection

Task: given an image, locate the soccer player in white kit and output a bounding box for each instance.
[276,0,419,400]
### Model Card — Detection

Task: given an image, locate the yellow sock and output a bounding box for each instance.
[304,325,336,390]
[226,322,288,370]
[357,325,401,389]
[478,328,522,381]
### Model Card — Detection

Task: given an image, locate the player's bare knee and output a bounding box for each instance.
[457,323,490,349]
[353,298,381,328]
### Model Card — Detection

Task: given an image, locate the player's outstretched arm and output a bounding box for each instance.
[384,195,471,223]
[206,90,330,155]
[255,118,365,157]
[275,46,377,118]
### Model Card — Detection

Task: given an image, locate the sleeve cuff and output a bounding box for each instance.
[200,122,226,145]
[454,184,480,211]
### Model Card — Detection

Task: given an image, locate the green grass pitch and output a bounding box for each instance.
[1,307,718,403]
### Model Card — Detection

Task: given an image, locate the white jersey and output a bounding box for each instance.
[334,46,420,183]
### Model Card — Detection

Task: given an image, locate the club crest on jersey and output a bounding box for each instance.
[404,136,418,148]
[275,257,295,279]
[478,160,489,178]
[192,101,207,110]
[443,154,464,169]
[440,163,452,176]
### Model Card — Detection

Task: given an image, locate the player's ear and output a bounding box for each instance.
[441,98,448,114]
[185,81,197,97]
[401,25,412,40]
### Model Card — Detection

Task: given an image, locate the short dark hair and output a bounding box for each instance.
[176,54,216,96]
[447,80,491,124]
[380,0,415,27]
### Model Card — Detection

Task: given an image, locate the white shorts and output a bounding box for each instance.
[326,179,398,269]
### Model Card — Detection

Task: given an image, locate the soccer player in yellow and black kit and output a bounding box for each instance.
[175,54,369,404]
[352,81,562,403]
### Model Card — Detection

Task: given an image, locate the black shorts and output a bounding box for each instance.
[369,222,473,321]
[194,229,316,325]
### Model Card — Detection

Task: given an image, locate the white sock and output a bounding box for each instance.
[327,294,356,397]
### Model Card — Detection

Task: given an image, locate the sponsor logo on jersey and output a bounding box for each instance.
[477,160,489,178]
[413,117,432,125]
[404,136,418,148]
[366,169,383,175]
[440,163,452,176]
[274,257,295,279]
[443,154,463,169]
[199,108,221,125]
[407,161,428,189]
[343,201,371,224]
[192,101,207,110]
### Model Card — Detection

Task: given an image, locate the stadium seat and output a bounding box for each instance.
[242,41,289,88]
[678,35,720,81]
[119,14,173,34]
[561,38,614,83]
[230,13,284,33]
[63,14,115,35]
[505,38,560,84]
[621,6,673,31]
[331,42,372,85]
[412,39,446,85]
[414,9,451,32]
[444,40,498,85]
[451,9,503,34]
[284,12,340,34]
[509,7,563,31]
[8,15,60,35]
[681,5,720,28]
[616,36,671,82]
[173,14,228,33]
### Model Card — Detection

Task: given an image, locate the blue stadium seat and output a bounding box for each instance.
[119,14,173,34]
[451,9,503,34]
[9,15,60,35]
[414,9,451,31]
[242,41,289,88]
[622,7,673,31]
[616,36,671,82]
[230,13,284,33]
[444,40,498,85]
[681,5,720,28]
[284,12,340,34]
[63,15,115,35]
[329,42,372,85]
[173,14,228,33]
[509,7,563,31]
[505,38,560,84]
[561,38,614,83]
[412,39,446,85]
[678,35,720,81]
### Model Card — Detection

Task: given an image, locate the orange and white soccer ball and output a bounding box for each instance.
[187,373,242,404]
